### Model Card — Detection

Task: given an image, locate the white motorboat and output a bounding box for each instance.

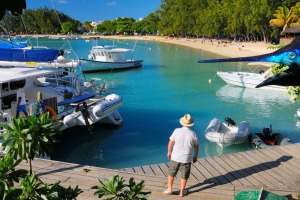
[204,118,250,148]
[217,69,286,92]
[0,59,123,133]
[79,45,143,72]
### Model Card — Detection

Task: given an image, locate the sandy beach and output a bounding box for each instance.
[20,34,276,58]
[98,35,276,58]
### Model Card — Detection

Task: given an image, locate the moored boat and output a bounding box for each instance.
[79,45,143,72]
[217,69,286,92]
[249,126,291,149]
[0,60,123,133]
[204,118,250,148]
[0,38,63,62]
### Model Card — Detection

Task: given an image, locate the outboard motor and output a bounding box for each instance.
[76,102,93,133]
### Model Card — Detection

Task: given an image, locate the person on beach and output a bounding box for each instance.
[16,86,28,118]
[163,114,199,197]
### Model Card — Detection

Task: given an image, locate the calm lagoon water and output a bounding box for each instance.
[28,37,300,169]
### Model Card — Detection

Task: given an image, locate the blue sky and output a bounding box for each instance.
[27,0,162,23]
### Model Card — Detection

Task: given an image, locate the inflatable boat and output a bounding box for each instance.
[249,126,291,149]
[204,118,250,148]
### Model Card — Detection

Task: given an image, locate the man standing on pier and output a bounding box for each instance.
[163,114,199,197]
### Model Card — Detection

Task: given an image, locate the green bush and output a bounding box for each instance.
[92,175,151,200]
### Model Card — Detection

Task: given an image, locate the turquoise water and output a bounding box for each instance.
[28,37,300,169]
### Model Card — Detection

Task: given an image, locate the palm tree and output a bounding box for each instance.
[0,112,60,174]
[269,3,300,35]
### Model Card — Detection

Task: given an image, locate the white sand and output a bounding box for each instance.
[99,35,276,58]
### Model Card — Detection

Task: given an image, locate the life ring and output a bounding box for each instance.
[45,105,57,119]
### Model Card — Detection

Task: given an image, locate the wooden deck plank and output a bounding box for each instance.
[12,143,300,200]
[257,148,300,190]
[243,150,288,189]
[121,167,135,173]
[148,164,167,177]
[280,144,300,159]
[192,160,219,183]
[190,163,207,182]
[268,147,300,171]
[205,156,243,186]
[132,166,145,174]
[157,163,170,177]
[199,158,228,184]
[246,149,297,189]
[276,145,300,160]
[213,154,253,186]
[233,152,276,188]
[223,153,262,187]
[142,166,156,176]
[263,148,300,178]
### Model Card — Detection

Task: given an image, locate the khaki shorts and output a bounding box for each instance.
[168,159,191,180]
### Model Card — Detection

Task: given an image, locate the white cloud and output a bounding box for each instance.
[106,2,117,6]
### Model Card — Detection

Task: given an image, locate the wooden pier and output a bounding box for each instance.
[16,143,300,199]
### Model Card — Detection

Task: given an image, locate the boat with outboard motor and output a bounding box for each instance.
[217,63,286,92]
[0,58,123,133]
[204,118,250,148]
[249,125,291,149]
[79,45,143,72]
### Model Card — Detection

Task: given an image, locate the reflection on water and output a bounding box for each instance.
[216,84,290,104]
[216,85,291,119]
[204,140,253,157]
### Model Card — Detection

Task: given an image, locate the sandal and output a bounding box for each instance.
[162,190,173,195]
[180,189,188,197]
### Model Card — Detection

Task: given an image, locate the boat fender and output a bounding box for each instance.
[44,105,57,119]
[106,94,120,101]
[63,115,77,127]
[93,104,106,117]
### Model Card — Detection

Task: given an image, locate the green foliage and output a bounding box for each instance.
[0,8,79,34]
[0,154,27,188]
[267,44,287,49]
[92,175,151,200]
[0,112,60,174]
[270,63,300,102]
[0,156,82,199]
[61,21,78,34]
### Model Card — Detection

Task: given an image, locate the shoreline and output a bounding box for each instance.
[19,34,276,58]
[97,35,276,58]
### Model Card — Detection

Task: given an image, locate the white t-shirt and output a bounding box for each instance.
[170,127,198,163]
[17,88,26,105]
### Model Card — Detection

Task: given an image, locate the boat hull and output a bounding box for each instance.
[204,118,250,148]
[249,133,291,149]
[217,71,286,92]
[0,47,61,62]
[79,58,143,72]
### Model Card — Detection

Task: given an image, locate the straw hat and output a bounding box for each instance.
[179,114,194,127]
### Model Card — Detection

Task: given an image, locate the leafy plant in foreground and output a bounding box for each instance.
[92,175,151,200]
[0,112,60,174]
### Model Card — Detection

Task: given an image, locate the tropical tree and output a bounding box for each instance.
[0,112,60,175]
[61,21,77,34]
[96,20,116,34]
[83,21,93,32]
[269,2,300,35]
[115,17,135,35]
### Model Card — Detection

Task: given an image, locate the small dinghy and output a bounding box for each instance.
[204,118,250,148]
[249,126,291,149]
